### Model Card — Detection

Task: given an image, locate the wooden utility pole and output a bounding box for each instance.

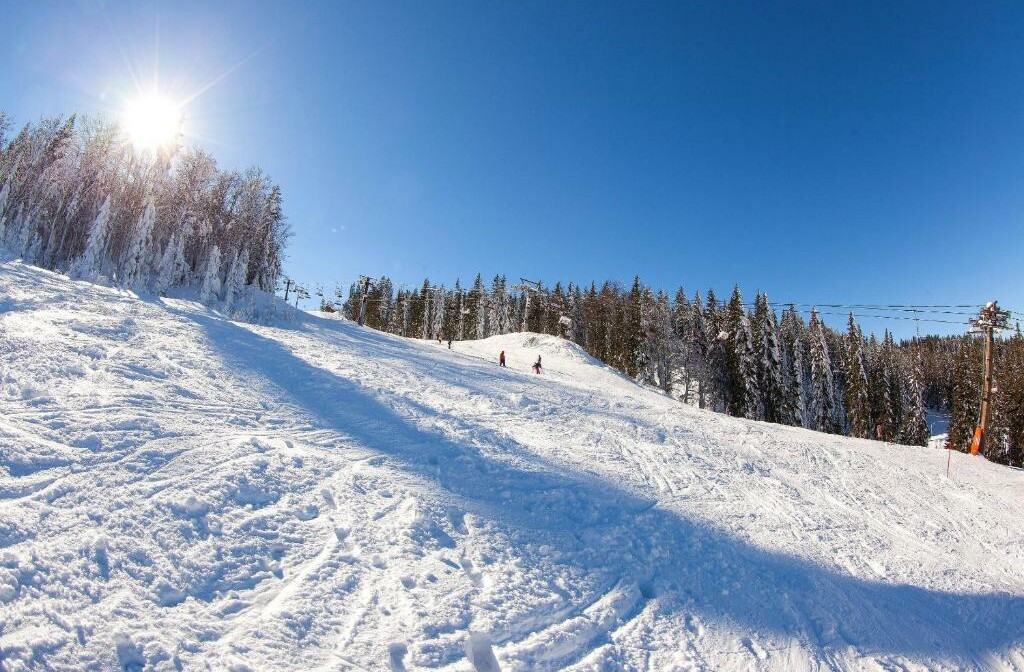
[969,301,1010,455]
[357,275,374,326]
[511,278,542,332]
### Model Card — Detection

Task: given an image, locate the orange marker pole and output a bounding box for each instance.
[970,426,984,456]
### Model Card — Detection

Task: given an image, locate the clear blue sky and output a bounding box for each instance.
[3,1,1023,337]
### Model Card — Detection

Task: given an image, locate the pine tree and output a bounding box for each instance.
[948,336,982,452]
[441,288,458,341]
[876,332,902,441]
[467,274,486,339]
[546,282,567,337]
[625,276,646,379]
[389,290,411,336]
[428,284,446,340]
[365,277,393,330]
[780,306,808,427]
[702,289,728,412]
[737,309,762,420]
[668,287,690,400]
[724,286,760,419]
[408,279,431,339]
[582,282,604,359]
[602,282,627,371]
[844,313,872,438]
[808,309,838,433]
[653,289,675,392]
[753,293,785,423]
[453,280,465,340]
[992,327,1024,465]
[568,283,585,345]
[685,293,709,407]
[899,352,930,446]
[489,275,510,335]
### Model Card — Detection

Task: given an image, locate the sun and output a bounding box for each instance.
[121,92,183,153]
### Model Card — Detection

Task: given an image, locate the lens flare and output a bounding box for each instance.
[121,93,182,152]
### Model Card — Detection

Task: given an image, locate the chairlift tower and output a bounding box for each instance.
[511,278,542,332]
[968,300,1011,455]
[357,275,376,326]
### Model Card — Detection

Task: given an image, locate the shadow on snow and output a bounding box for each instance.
[180,306,1024,667]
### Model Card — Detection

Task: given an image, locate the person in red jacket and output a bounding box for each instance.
[499,350,506,367]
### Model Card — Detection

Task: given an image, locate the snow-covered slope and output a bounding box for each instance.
[2,259,1023,672]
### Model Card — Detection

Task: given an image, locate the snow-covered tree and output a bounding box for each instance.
[489,275,510,335]
[844,313,872,439]
[121,195,156,289]
[780,306,808,427]
[948,336,981,452]
[155,232,188,295]
[223,248,249,311]
[808,309,838,433]
[467,274,486,339]
[725,286,761,420]
[199,245,223,304]
[69,195,112,279]
[899,353,930,446]
[0,112,288,306]
[754,293,785,423]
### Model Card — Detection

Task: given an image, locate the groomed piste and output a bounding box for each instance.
[2,259,1023,671]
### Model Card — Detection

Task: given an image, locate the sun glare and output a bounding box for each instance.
[122,93,183,153]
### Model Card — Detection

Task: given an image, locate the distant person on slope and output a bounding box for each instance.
[533,355,542,374]
[499,350,506,367]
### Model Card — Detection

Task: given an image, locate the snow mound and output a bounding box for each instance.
[515,333,594,362]
[450,332,634,389]
[2,259,1024,671]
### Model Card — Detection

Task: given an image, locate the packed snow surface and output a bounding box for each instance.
[2,259,1024,671]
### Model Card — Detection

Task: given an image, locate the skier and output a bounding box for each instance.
[447,338,452,349]
[533,355,542,374]
[499,350,506,367]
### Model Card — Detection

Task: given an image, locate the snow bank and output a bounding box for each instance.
[2,259,1024,671]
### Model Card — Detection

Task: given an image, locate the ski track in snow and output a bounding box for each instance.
[1,259,1024,671]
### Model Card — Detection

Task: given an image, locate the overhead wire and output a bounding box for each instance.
[741,302,977,315]
[770,308,969,326]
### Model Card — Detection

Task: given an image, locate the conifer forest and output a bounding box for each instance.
[323,273,1024,467]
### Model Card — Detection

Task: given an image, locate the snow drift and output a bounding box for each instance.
[1,259,1023,671]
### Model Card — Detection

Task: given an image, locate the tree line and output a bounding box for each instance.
[303,273,1006,456]
[0,111,289,313]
